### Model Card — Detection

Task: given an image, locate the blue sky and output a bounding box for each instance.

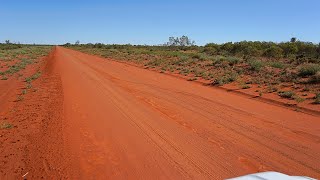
[1,0,319,45]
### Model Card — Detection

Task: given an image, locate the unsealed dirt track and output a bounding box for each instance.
[3,47,320,179]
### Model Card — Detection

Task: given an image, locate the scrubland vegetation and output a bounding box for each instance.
[0,43,51,80]
[0,42,52,101]
[65,37,320,104]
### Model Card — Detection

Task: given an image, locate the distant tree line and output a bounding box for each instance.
[0,40,51,50]
[203,38,320,63]
[0,40,22,50]
[63,37,320,63]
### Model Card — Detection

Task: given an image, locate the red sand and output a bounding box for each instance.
[1,47,320,179]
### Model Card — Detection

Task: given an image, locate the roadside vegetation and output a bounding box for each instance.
[0,42,51,81]
[0,122,13,129]
[0,41,52,102]
[65,37,320,104]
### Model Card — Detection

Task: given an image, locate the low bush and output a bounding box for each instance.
[278,91,295,99]
[314,93,320,104]
[22,89,27,95]
[263,46,283,59]
[215,72,238,85]
[181,68,190,75]
[25,71,41,83]
[309,72,320,83]
[248,59,264,71]
[147,59,165,66]
[0,122,13,129]
[174,56,190,65]
[269,61,285,69]
[191,54,201,59]
[211,55,226,65]
[1,75,8,80]
[226,56,241,65]
[188,77,198,81]
[294,96,305,103]
[298,63,320,77]
[241,85,251,89]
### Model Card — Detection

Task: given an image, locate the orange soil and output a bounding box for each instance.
[95,56,320,115]
[0,60,18,72]
[1,47,320,179]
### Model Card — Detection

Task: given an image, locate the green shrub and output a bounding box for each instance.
[147,59,165,66]
[208,55,222,65]
[267,86,278,93]
[191,54,201,59]
[203,47,217,55]
[264,46,283,59]
[278,91,295,99]
[241,85,251,89]
[0,122,13,129]
[249,59,264,71]
[188,77,198,81]
[294,96,305,103]
[314,93,320,104]
[22,89,27,95]
[1,75,8,80]
[182,68,190,74]
[309,71,320,83]
[174,56,190,65]
[215,72,238,85]
[25,71,41,83]
[269,61,285,69]
[226,56,241,65]
[26,83,32,89]
[298,64,320,77]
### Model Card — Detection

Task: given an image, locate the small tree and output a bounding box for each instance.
[264,46,283,59]
[5,40,10,44]
[93,43,104,48]
[281,43,298,57]
[243,46,260,58]
[203,43,219,55]
[166,36,195,46]
[290,37,297,43]
[220,42,234,54]
[75,40,80,45]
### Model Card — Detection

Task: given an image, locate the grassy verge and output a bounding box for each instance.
[0,46,51,80]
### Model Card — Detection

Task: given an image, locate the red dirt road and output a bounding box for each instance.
[7,47,320,179]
